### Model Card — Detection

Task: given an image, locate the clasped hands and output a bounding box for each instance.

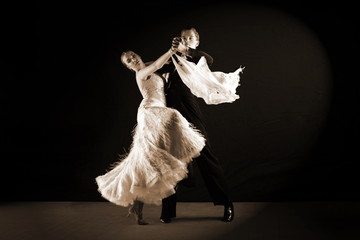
[171,37,188,55]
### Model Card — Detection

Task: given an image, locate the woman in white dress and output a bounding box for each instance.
[95,47,206,225]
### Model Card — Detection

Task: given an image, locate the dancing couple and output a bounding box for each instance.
[96,27,244,225]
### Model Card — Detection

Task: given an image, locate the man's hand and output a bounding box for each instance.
[172,37,188,55]
[171,37,180,50]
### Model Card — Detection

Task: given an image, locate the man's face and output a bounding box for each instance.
[181,30,199,49]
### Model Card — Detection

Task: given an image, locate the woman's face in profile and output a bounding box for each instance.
[122,51,142,70]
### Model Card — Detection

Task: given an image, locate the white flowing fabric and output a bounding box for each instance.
[95,73,206,207]
[172,55,244,105]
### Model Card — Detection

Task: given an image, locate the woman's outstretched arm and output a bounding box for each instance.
[137,48,175,80]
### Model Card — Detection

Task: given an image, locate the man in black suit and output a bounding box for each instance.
[157,27,234,223]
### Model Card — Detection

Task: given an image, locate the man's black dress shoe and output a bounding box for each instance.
[160,217,171,223]
[222,203,234,222]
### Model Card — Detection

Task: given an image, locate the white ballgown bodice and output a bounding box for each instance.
[138,73,166,108]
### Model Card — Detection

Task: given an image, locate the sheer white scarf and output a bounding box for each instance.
[171,55,244,105]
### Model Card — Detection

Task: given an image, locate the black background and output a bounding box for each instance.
[1,1,359,202]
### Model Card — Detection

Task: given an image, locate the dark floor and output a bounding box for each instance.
[1,201,359,240]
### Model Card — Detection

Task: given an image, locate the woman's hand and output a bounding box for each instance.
[172,37,188,55]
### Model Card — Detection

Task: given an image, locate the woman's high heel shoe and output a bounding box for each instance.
[127,200,149,225]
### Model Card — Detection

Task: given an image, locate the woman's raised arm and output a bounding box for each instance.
[137,48,175,80]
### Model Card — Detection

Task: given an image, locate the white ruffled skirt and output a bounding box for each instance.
[96,101,205,206]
